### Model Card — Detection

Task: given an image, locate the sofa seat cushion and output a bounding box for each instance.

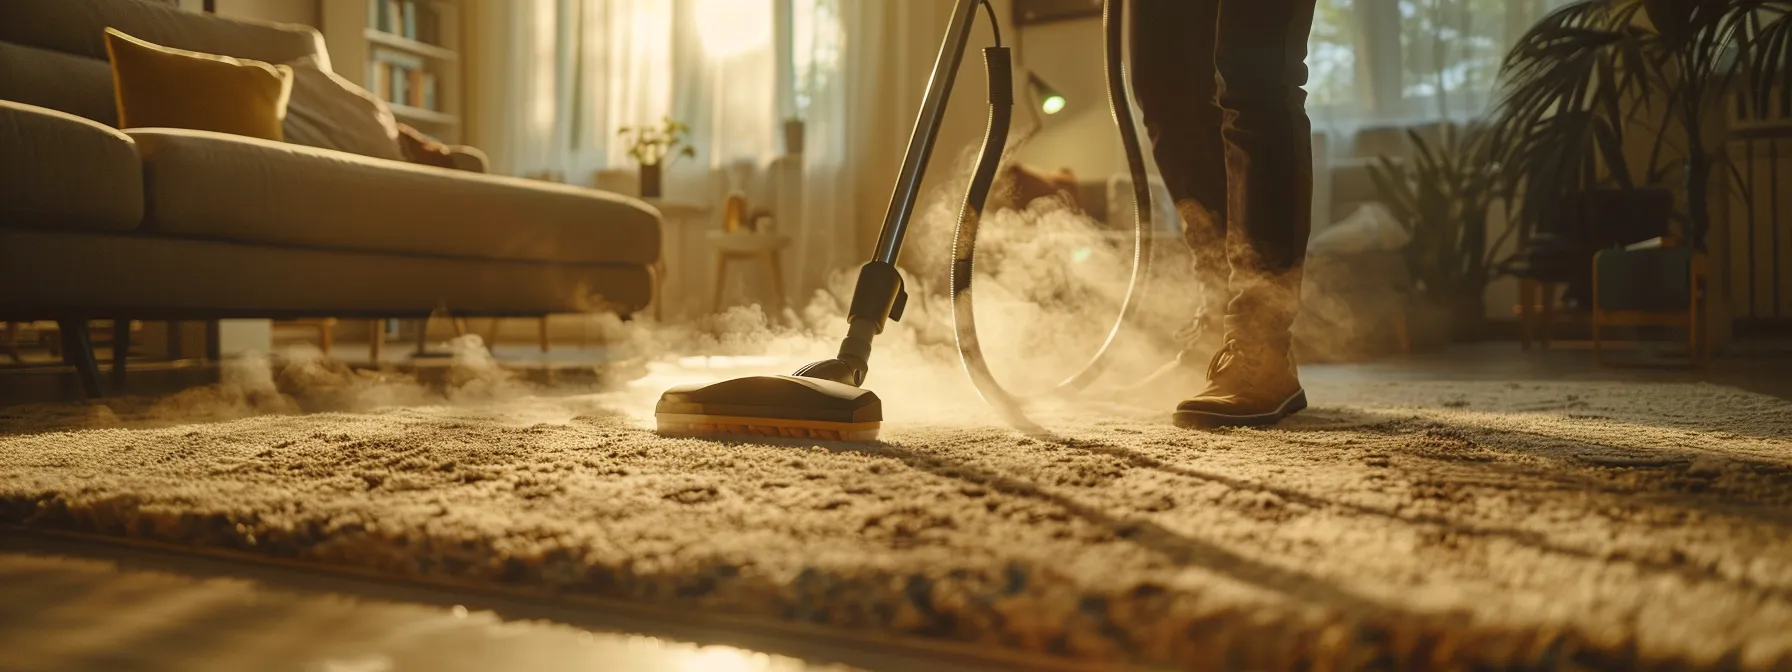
[0,228,653,317]
[127,129,662,266]
[0,101,143,232]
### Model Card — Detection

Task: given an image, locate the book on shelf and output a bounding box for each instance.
[405,70,425,108]
[369,49,430,108]
[386,1,404,39]
[401,1,417,40]
[369,0,439,42]
[421,73,438,110]
[425,5,440,44]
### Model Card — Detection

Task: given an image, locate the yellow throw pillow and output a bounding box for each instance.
[103,27,294,141]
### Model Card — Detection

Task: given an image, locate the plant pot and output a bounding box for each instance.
[783,119,804,155]
[639,163,663,199]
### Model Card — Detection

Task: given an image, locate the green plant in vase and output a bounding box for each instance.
[618,117,696,199]
[1368,124,1510,342]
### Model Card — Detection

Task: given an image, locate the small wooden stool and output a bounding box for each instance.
[707,231,792,315]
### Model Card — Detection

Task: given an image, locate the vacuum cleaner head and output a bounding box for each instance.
[655,375,882,441]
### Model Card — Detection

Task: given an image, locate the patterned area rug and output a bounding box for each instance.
[2,355,1789,670]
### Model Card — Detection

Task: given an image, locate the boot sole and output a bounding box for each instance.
[1172,390,1308,429]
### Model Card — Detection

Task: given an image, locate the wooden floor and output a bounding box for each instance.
[1,533,1060,672]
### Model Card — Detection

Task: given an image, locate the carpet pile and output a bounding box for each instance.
[2,357,1789,670]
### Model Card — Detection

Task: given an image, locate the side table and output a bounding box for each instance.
[645,199,711,321]
[707,230,792,314]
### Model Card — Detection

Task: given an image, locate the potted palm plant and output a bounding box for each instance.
[1489,0,1791,255]
[1368,124,1509,343]
[618,117,696,199]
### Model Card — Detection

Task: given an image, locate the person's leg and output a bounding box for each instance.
[1174,0,1318,428]
[1121,0,1227,402]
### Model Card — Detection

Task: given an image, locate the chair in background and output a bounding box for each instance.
[1505,232,1582,350]
[1592,244,1707,366]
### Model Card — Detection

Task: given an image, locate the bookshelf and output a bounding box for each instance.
[320,0,463,143]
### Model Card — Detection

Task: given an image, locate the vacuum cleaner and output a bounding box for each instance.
[655,0,1154,440]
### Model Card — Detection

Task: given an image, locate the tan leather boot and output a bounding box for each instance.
[1173,335,1306,428]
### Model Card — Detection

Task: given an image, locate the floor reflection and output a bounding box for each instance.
[0,547,851,672]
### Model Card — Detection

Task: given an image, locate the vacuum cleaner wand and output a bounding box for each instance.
[656,0,997,441]
[657,0,1150,441]
[794,0,991,389]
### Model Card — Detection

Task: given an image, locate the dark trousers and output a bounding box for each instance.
[1129,0,1318,338]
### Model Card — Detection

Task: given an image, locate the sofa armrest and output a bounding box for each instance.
[447,145,489,173]
[0,100,143,232]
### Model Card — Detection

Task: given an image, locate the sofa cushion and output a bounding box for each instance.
[0,0,326,70]
[0,42,121,126]
[283,56,405,162]
[105,28,295,140]
[0,101,143,232]
[127,129,661,266]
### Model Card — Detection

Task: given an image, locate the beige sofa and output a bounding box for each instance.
[0,0,661,395]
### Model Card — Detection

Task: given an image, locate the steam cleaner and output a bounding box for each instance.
[655,0,1155,440]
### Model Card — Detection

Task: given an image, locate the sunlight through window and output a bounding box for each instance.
[695,0,772,58]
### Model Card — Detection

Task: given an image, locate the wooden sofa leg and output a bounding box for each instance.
[112,318,130,385]
[368,321,384,364]
[57,319,103,398]
[2,322,21,363]
[204,320,221,361]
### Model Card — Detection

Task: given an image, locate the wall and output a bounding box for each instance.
[855,0,1119,272]
[1009,17,1124,179]
[177,0,320,27]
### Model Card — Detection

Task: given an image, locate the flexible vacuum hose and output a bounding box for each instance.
[949,0,1154,430]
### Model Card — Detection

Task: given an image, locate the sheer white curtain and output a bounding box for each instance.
[1304,0,1564,149]
[468,0,780,184]
[465,0,576,178]
[783,0,871,304]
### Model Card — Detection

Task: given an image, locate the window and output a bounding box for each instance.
[1305,0,1558,130]
[790,0,842,122]
[562,0,847,172]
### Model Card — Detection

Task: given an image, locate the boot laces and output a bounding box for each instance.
[1206,339,1255,379]
[1172,304,1213,350]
